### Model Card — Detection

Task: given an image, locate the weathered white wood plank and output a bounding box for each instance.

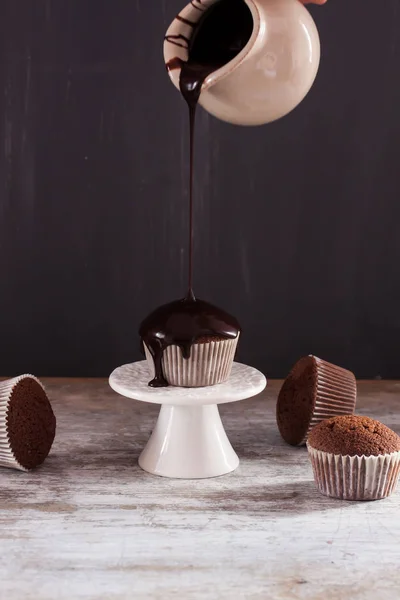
[0,379,399,599]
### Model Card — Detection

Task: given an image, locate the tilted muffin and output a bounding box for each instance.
[307,415,400,501]
[276,356,357,446]
[0,375,56,471]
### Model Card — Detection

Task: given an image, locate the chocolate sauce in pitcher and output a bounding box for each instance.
[140,0,252,387]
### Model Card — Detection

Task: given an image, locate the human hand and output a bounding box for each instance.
[301,0,327,4]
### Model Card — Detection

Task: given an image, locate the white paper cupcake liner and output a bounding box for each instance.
[300,356,357,446]
[0,374,48,472]
[145,336,239,387]
[307,444,400,500]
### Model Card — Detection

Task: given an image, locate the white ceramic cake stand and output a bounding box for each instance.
[109,361,266,479]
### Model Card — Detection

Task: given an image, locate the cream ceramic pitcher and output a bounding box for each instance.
[164,0,320,126]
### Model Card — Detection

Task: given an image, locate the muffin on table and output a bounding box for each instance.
[307,414,400,501]
[0,375,56,472]
[276,355,357,446]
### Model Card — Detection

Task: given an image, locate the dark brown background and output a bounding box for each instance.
[0,0,399,378]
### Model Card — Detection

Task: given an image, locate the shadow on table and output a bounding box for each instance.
[201,480,356,516]
[230,425,307,460]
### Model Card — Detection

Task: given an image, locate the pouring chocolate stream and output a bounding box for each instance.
[141,0,252,386]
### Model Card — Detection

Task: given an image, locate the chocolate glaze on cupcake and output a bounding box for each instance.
[0,375,56,471]
[276,356,357,446]
[140,292,241,388]
[307,415,400,501]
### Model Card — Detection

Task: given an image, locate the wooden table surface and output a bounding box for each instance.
[1,378,400,600]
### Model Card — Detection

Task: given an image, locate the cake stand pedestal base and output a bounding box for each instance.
[138,404,239,479]
[109,361,266,479]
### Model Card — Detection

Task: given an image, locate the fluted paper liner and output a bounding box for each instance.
[307,444,400,501]
[145,336,239,387]
[301,356,357,446]
[0,374,48,472]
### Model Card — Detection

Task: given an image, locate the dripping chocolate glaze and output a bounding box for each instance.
[140,297,241,387]
[140,0,252,387]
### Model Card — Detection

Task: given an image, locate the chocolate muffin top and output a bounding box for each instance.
[7,377,56,470]
[276,356,318,446]
[308,415,400,457]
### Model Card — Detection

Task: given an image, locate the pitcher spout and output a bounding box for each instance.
[164,0,259,94]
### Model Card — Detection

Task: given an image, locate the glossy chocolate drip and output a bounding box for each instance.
[140,296,241,388]
[164,34,190,50]
[191,0,206,11]
[176,15,197,27]
[140,0,251,387]
[166,57,184,72]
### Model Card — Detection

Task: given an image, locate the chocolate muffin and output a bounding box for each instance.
[0,375,56,471]
[276,356,357,446]
[307,415,400,501]
[140,296,241,388]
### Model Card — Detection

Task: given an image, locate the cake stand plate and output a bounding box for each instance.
[109,361,267,479]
